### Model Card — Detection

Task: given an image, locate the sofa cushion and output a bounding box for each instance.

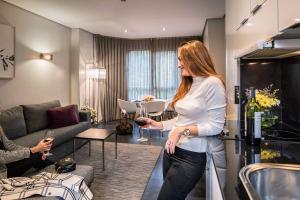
[0,106,27,140]
[48,105,79,129]
[22,100,61,133]
[14,122,91,148]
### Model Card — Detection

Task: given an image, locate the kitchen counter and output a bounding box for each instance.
[215,121,300,200]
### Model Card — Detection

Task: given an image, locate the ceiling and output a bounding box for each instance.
[4,0,225,38]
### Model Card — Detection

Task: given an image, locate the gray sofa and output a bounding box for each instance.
[0,100,92,162]
[0,100,94,199]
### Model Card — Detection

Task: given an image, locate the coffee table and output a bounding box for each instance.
[73,128,117,171]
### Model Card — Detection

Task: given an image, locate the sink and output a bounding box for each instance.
[239,163,300,200]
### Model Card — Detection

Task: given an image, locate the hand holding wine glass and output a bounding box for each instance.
[136,102,149,142]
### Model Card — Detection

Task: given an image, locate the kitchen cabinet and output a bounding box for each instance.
[206,155,223,200]
[228,0,251,31]
[250,0,266,13]
[237,0,278,48]
[278,0,300,31]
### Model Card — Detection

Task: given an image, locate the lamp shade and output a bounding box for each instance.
[87,68,106,79]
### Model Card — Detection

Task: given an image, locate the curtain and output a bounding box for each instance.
[152,38,189,99]
[126,39,152,100]
[95,36,127,122]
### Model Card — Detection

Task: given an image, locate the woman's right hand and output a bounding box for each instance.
[30,139,53,154]
[141,118,163,130]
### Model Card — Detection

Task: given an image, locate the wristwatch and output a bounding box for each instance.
[183,128,191,136]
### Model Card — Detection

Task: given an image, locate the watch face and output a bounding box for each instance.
[184,129,190,136]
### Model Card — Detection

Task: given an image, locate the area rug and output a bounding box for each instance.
[75,142,162,200]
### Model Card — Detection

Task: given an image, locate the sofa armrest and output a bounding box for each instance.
[79,111,91,122]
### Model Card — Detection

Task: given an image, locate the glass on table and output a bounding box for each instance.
[135,102,149,142]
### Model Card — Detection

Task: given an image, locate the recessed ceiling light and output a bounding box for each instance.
[124,29,128,33]
[245,23,252,26]
[295,18,300,22]
[163,27,166,31]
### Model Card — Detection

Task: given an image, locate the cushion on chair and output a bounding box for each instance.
[22,100,61,133]
[0,106,27,139]
[48,105,79,129]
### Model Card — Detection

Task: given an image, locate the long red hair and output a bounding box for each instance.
[171,40,224,108]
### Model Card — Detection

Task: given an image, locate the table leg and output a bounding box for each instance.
[115,132,117,159]
[73,138,76,160]
[89,140,91,156]
[102,140,105,171]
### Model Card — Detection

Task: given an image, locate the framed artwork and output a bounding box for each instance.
[0,24,15,79]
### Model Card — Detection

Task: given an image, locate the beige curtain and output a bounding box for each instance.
[95,36,127,122]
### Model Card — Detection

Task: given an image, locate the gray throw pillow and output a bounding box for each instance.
[22,100,61,133]
[0,106,27,140]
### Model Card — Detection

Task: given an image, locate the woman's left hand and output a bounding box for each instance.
[165,127,184,154]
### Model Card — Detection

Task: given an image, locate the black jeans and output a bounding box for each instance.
[158,147,207,200]
[6,153,53,178]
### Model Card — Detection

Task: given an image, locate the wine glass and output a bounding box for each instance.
[44,129,54,156]
[136,102,149,142]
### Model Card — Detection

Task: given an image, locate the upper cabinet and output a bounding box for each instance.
[250,0,266,12]
[229,0,251,31]
[278,0,300,31]
[238,0,278,41]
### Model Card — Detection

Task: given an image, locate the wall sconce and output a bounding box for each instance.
[40,53,53,61]
[87,68,106,80]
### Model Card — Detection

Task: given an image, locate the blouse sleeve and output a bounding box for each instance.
[197,78,226,136]
[162,117,178,131]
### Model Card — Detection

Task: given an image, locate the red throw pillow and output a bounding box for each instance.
[48,105,79,129]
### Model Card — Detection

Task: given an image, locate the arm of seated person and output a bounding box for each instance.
[0,148,31,164]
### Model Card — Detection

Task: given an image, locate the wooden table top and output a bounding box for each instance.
[74,128,114,140]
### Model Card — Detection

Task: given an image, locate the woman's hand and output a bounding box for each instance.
[140,118,163,130]
[165,127,185,154]
[31,139,53,154]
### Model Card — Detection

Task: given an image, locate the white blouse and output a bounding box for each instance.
[162,76,226,153]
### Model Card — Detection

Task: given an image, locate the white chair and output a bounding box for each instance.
[117,99,137,116]
[117,99,138,123]
[144,101,165,121]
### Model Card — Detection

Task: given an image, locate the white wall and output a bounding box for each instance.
[0,1,71,109]
[203,18,226,80]
[79,29,94,107]
[70,28,94,106]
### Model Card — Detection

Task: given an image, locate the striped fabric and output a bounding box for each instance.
[0,172,93,200]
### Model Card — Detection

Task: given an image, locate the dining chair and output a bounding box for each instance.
[117,99,137,118]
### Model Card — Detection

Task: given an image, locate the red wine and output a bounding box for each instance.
[135,119,147,126]
[44,138,54,143]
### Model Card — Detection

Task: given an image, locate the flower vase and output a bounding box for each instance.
[261,109,278,129]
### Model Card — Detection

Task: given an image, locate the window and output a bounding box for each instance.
[126,50,152,100]
[126,50,179,100]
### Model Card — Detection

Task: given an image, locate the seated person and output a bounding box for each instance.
[0,126,53,178]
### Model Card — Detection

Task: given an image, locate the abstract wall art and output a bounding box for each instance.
[0,24,15,79]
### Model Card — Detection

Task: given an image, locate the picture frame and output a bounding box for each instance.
[0,24,15,79]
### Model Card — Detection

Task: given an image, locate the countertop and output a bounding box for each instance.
[215,121,300,200]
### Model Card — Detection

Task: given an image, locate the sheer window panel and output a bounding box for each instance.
[126,50,152,100]
[154,50,179,99]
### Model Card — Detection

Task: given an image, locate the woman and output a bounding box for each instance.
[0,126,53,178]
[142,40,226,199]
